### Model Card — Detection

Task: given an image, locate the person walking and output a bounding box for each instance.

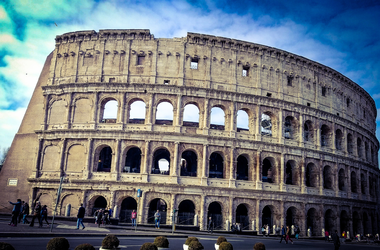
[76,204,85,230]
[40,205,50,227]
[332,230,341,250]
[266,224,270,237]
[22,202,30,224]
[8,199,22,226]
[154,210,161,229]
[207,216,213,233]
[325,230,330,241]
[131,209,137,227]
[96,209,103,227]
[286,225,294,244]
[29,201,42,227]
[279,225,286,243]
[295,226,300,239]
[17,201,25,224]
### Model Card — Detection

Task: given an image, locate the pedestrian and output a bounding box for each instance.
[131,209,137,227]
[295,226,300,239]
[154,210,161,229]
[325,230,330,241]
[94,209,99,224]
[331,230,341,250]
[29,201,42,227]
[266,224,270,237]
[286,225,294,244]
[97,209,103,227]
[253,242,266,250]
[108,207,113,218]
[40,205,50,227]
[207,216,213,233]
[22,202,30,224]
[17,201,25,223]
[76,204,85,230]
[8,198,22,226]
[279,225,286,243]
[262,225,266,236]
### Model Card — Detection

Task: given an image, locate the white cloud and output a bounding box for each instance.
[0,108,26,149]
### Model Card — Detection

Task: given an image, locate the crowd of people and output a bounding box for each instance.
[8,199,50,228]
[93,208,112,227]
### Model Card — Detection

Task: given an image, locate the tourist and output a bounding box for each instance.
[29,201,42,227]
[40,205,50,226]
[207,216,213,233]
[332,230,340,250]
[279,225,286,243]
[22,202,30,224]
[76,204,85,230]
[8,198,21,226]
[154,210,161,229]
[325,230,330,241]
[295,226,300,239]
[131,209,137,227]
[286,225,294,244]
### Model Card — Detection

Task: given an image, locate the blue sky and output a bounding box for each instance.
[1,0,380,165]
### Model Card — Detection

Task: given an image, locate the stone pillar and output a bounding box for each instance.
[255,105,261,141]
[280,153,285,191]
[84,138,93,179]
[65,204,71,217]
[200,195,206,231]
[59,138,67,176]
[299,114,304,146]
[172,142,180,177]
[201,144,208,186]
[146,94,154,126]
[112,139,121,180]
[174,94,182,133]
[229,147,236,188]
[32,139,44,178]
[319,159,324,195]
[256,150,262,190]
[278,108,284,144]
[142,140,150,175]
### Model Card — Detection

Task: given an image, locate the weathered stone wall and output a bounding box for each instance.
[0,29,379,235]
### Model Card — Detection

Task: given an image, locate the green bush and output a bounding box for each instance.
[219,242,233,250]
[0,242,15,250]
[101,235,120,249]
[74,243,95,250]
[253,242,266,250]
[153,236,169,248]
[46,237,70,250]
[185,237,199,245]
[188,240,204,250]
[140,243,158,250]
[216,236,227,245]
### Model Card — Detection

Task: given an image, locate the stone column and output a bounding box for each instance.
[255,105,261,141]
[200,195,206,231]
[278,108,284,144]
[229,147,236,188]
[84,139,93,179]
[319,159,324,195]
[280,153,285,191]
[112,139,121,180]
[299,114,304,146]
[32,139,44,178]
[141,140,150,182]
[256,150,262,190]
[201,144,208,186]
[174,95,182,133]
[59,138,67,176]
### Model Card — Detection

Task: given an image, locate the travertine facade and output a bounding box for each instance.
[1,29,379,235]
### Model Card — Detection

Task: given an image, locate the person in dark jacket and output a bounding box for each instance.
[40,205,50,226]
[332,230,341,250]
[22,202,30,224]
[76,204,86,229]
[8,199,22,226]
[29,201,42,227]
[279,225,286,243]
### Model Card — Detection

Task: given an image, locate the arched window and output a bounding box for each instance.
[156,101,173,125]
[124,147,141,173]
[152,148,170,175]
[101,99,118,122]
[97,146,112,172]
[347,133,353,154]
[236,155,248,180]
[361,173,366,194]
[183,104,199,127]
[285,161,296,185]
[351,171,357,193]
[321,125,330,147]
[129,100,146,124]
[323,166,333,189]
[335,129,343,150]
[262,158,274,183]
[209,152,224,178]
[306,163,318,187]
[304,120,313,142]
[210,107,225,130]
[365,142,369,161]
[180,150,197,177]
[261,113,272,136]
[284,116,297,139]
[338,169,345,191]
[357,138,362,158]
[237,110,249,132]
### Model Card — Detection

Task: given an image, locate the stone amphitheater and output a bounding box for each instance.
[0,29,379,236]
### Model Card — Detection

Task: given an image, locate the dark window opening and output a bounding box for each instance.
[306,163,317,187]
[119,197,137,223]
[322,86,327,96]
[178,200,195,225]
[97,147,112,172]
[361,173,366,194]
[347,98,350,107]
[208,202,223,230]
[335,129,343,150]
[236,204,249,230]
[262,158,273,183]
[124,147,141,173]
[284,117,292,139]
[209,152,224,178]
[287,75,293,86]
[164,80,170,85]
[92,196,107,215]
[180,151,197,177]
[266,92,272,97]
[286,207,296,227]
[307,103,311,107]
[137,55,145,65]
[152,149,170,175]
[304,121,313,142]
[285,162,293,185]
[236,155,249,180]
[262,206,272,228]
[347,134,353,154]
[323,166,333,189]
[190,58,198,69]
[321,125,330,147]
[351,171,357,193]
[242,66,249,77]
[357,138,362,158]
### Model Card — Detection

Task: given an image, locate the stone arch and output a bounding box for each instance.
[340,210,350,233]
[323,165,333,189]
[152,147,170,175]
[36,193,54,216]
[155,100,174,125]
[284,116,299,140]
[180,149,198,177]
[207,201,223,230]
[99,97,119,122]
[183,103,200,127]
[178,200,196,225]
[128,99,146,124]
[321,124,331,147]
[94,145,113,172]
[123,146,142,173]
[209,152,224,178]
[237,109,249,132]
[147,198,168,224]
[261,111,276,137]
[360,173,366,194]
[353,211,362,235]
[357,137,363,158]
[351,171,357,193]
[262,157,277,183]
[347,133,354,154]
[335,129,343,150]
[236,154,249,180]
[306,207,320,236]
[72,97,92,123]
[261,205,274,229]
[59,193,80,217]
[236,203,249,230]
[119,197,137,223]
[286,206,298,227]
[48,98,67,125]
[41,144,60,172]
[324,209,337,234]
[65,144,86,173]
[90,196,108,215]
[210,106,225,130]
[338,168,345,191]
[306,162,318,187]
[285,160,298,185]
[304,120,314,143]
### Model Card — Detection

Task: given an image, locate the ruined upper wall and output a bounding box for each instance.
[49,29,377,134]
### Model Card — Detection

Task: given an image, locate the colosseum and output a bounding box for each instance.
[1,29,379,236]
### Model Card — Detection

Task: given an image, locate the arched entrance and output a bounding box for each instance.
[262,206,272,228]
[353,211,362,235]
[124,147,141,173]
[180,151,197,177]
[178,200,195,225]
[363,212,370,235]
[208,202,223,230]
[209,152,224,178]
[262,158,274,183]
[307,208,318,236]
[286,207,297,227]
[340,210,350,233]
[92,196,107,215]
[148,198,167,225]
[236,204,249,230]
[119,197,137,223]
[236,155,249,180]
[324,209,336,234]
